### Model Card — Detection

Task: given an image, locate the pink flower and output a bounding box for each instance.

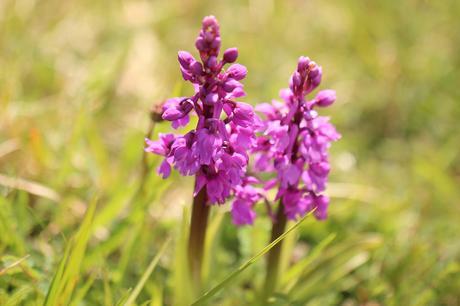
[145,16,260,207]
[252,56,340,221]
[231,180,263,226]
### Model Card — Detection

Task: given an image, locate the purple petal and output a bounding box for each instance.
[158,159,171,178]
[231,198,256,226]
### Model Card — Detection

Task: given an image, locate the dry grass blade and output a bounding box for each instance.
[0,255,30,276]
[0,173,61,202]
[0,139,20,159]
[327,182,380,203]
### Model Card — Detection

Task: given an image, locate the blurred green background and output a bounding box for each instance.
[1,0,459,305]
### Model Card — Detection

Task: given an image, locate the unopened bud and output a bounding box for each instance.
[314,90,336,107]
[223,48,238,63]
[227,64,247,80]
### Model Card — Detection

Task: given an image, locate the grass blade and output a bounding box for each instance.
[172,206,194,306]
[202,211,224,286]
[192,210,315,305]
[0,173,60,202]
[0,255,30,276]
[124,237,171,306]
[5,285,33,306]
[282,232,337,287]
[69,274,96,306]
[43,197,97,306]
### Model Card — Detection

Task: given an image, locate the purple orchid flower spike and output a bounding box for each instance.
[144,16,260,288]
[145,16,259,204]
[255,56,340,297]
[253,56,340,222]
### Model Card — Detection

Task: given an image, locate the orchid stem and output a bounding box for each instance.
[263,202,287,301]
[188,184,209,293]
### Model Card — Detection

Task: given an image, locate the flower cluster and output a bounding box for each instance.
[145,16,340,226]
[145,16,260,206]
[250,56,341,222]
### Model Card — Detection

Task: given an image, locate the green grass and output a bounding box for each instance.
[1,0,460,305]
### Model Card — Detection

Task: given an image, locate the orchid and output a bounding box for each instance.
[144,15,260,288]
[251,56,341,223]
[145,16,259,206]
[258,56,340,296]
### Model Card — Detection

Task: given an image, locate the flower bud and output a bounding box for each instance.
[223,48,238,63]
[292,72,302,87]
[202,15,218,29]
[222,79,241,92]
[178,51,194,68]
[195,37,206,51]
[211,37,221,49]
[207,56,218,69]
[309,66,322,89]
[315,90,336,107]
[190,61,204,75]
[297,56,310,72]
[227,64,247,80]
[204,31,214,42]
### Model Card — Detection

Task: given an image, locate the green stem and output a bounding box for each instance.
[141,121,155,184]
[188,184,210,292]
[263,202,287,300]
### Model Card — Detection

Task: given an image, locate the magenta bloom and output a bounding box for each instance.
[145,16,260,211]
[253,56,340,221]
[231,177,264,225]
